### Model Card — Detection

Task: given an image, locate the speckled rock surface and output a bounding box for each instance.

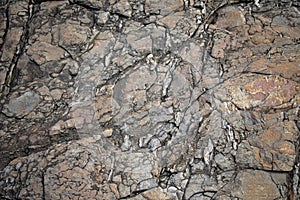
[0,0,299,199]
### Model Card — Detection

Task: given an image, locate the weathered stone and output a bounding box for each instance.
[223,75,299,111]
[125,23,167,54]
[112,0,132,17]
[159,11,185,29]
[248,122,298,171]
[4,91,40,117]
[142,187,177,200]
[50,89,64,100]
[211,34,230,59]
[249,58,300,81]
[145,0,183,16]
[0,28,23,62]
[215,6,246,30]
[52,22,93,56]
[1,1,299,200]
[0,67,8,86]
[179,41,204,70]
[27,41,65,65]
[233,170,284,200]
[81,31,115,61]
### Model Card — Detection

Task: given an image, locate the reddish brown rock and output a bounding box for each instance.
[52,22,92,56]
[225,75,299,111]
[215,6,246,30]
[246,121,298,171]
[249,58,300,81]
[27,41,65,65]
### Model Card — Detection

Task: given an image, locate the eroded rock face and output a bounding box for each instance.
[0,0,299,199]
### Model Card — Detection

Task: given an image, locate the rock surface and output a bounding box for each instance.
[0,0,299,199]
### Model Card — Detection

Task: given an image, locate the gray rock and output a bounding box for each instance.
[6,91,40,117]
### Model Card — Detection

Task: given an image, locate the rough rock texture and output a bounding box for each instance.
[0,0,299,199]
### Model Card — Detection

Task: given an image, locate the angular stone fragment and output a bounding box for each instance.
[0,28,23,62]
[237,122,297,171]
[211,34,230,59]
[81,31,115,61]
[145,0,183,16]
[112,0,132,17]
[52,22,92,56]
[125,23,167,54]
[184,172,234,199]
[215,6,246,30]
[179,41,204,70]
[159,11,185,29]
[4,91,40,117]
[233,170,285,200]
[27,41,65,65]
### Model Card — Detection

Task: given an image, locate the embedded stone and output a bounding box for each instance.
[6,91,40,117]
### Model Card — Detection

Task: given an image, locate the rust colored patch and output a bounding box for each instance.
[263,95,282,108]
[252,146,273,169]
[258,128,281,148]
[244,76,299,109]
[275,141,295,155]
[249,123,297,171]
[249,92,268,102]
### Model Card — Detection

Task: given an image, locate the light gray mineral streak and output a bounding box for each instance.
[204,138,214,166]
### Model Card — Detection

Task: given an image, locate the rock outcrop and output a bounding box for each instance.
[0,0,299,199]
